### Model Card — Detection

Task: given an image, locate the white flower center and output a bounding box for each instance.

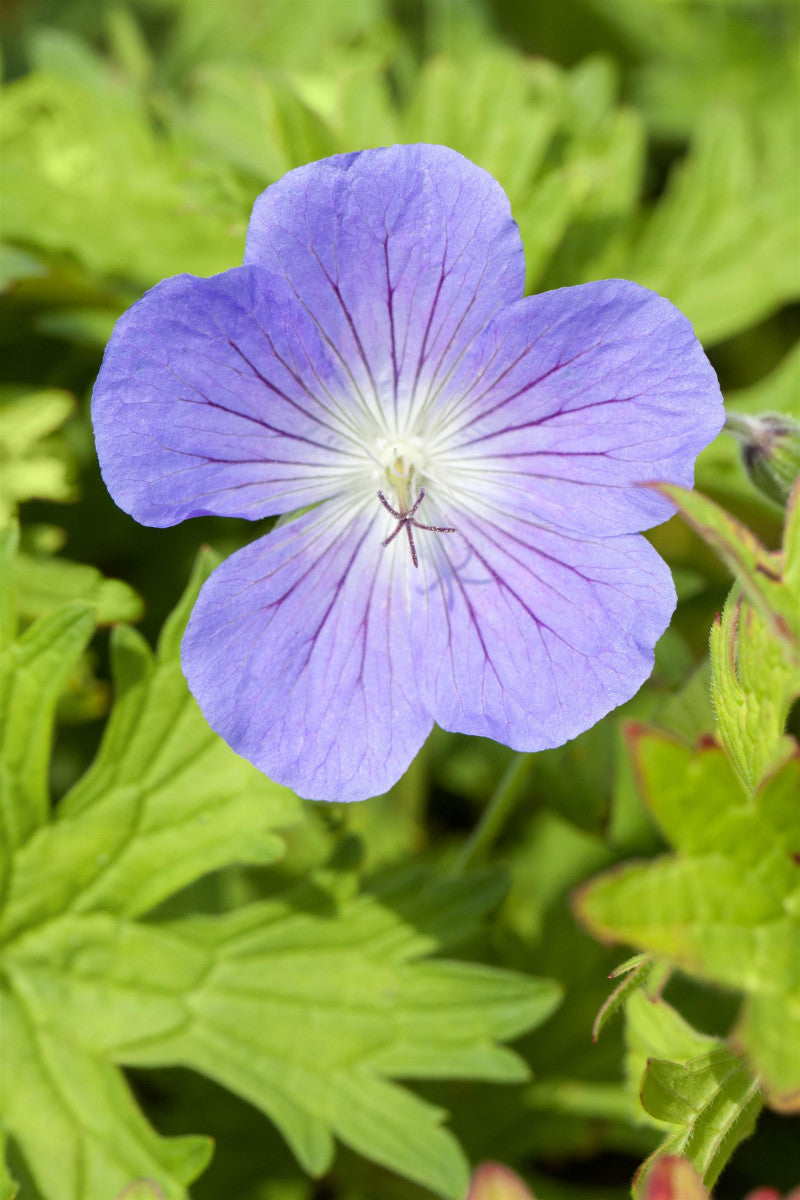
[371,434,430,511]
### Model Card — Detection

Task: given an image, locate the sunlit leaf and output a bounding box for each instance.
[578,730,800,992]
[0,546,560,1200]
[656,483,800,651]
[578,730,800,1124]
[0,386,76,525]
[0,987,211,1200]
[1,46,247,286]
[637,1048,762,1190]
[0,530,94,855]
[710,593,798,791]
[619,101,800,343]
[593,954,654,1042]
[13,553,143,625]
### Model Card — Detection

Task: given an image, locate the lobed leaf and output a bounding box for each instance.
[622,991,761,1192]
[0,987,211,1200]
[637,1047,762,1190]
[0,552,301,939]
[0,386,76,524]
[655,483,800,651]
[1,53,247,286]
[578,729,800,1121]
[3,870,559,1199]
[619,101,800,344]
[0,525,94,857]
[13,553,143,625]
[624,988,719,1112]
[736,992,800,1113]
[0,546,560,1199]
[577,733,800,998]
[710,593,798,791]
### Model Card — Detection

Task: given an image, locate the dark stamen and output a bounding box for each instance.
[377,486,456,568]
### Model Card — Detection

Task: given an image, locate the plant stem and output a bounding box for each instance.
[450,752,534,873]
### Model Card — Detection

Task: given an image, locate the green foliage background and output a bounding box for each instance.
[1,1,798,1197]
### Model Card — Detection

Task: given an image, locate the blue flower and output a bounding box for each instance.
[92,144,723,801]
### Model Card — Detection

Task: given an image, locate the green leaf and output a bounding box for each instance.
[162,0,384,78]
[1,548,559,1199]
[733,751,800,1111]
[3,870,559,1199]
[622,990,759,1191]
[624,988,717,1102]
[424,52,645,291]
[0,603,95,848]
[577,729,800,1115]
[637,1047,762,1190]
[0,528,94,855]
[592,954,654,1043]
[672,481,800,793]
[736,991,800,1113]
[0,988,211,1200]
[578,730,800,994]
[0,552,301,938]
[1,57,247,286]
[619,100,800,344]
[784,478,800,601]
[35,305,121,347]
[401,49,561,212]
[590,0,796,147]
[0,243,47,290]
[730,342,800,421]
[171,64,338,185]
[13,553,143,625]
[710,591,798,791]
[656,482,800,651]
[0,386,76,525]
[0,1133,18,1200]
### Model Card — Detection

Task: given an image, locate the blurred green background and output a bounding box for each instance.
[1,0,799,1197]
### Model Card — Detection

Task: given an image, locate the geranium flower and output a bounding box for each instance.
[92,144,723,802]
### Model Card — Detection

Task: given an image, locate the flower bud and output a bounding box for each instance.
[641,1156,708,1200]
[726,411,800,506]
[467,1162,536,1200]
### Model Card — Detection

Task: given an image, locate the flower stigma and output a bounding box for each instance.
[376,453,456,569]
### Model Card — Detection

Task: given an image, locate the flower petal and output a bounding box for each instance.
[244,144,525,431]
[414,504,675,749]
[181,501,432,802]
[92,267,365,527]
[437,279,724,536]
